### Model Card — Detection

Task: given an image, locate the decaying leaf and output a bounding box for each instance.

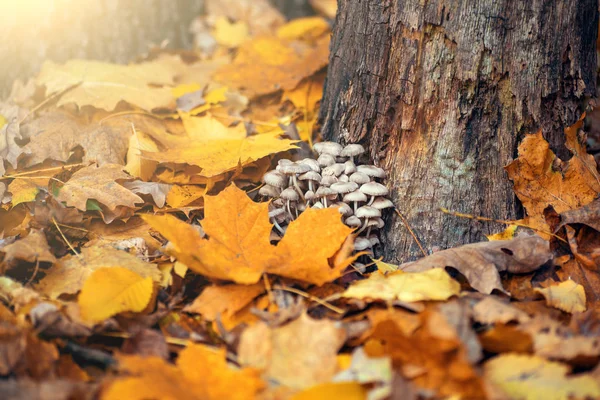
[472,296,531,325]
[400,236,552,294]
[0,229,56,271]
[485,354,600,400]
[78,267,154,323]
[238,313,346,389]
[342,269,460,303]
[534,280,587,314]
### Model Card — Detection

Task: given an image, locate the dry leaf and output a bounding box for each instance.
[7,179,40,206]
[534,280,586,314]
[78,267,154,323]
[183,283,265,320]
[57,164,142,212]
[37,246,161,299]
[342,269,460,303]
[485,354,600,400]
[0,230,56,271]
[472,296,531,325]
[36,59,176,111]
[401,236,553,294]
[238,313,346,389]
[291,382,367,400]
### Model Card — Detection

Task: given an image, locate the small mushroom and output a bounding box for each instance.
[341,144,365,163]
[298,170,321,193]
[280,187,300,219]
[330,181,359,197]
[349,172,371,185]
[344,160,357,175]
[304,190,315,204]
[331,202,353,217]
[317,153,336,167]
[268,208,286,234]
[322,163,346,177]
[357,165,386,179]
[371,197,394,210]
[315,186,335,207]
[279,162,311,199]
[359,181,389,205]
[263,170,287,190]
[320,175,338,187]
[276,159,294,172]
[312,201,324,209]
[343,190,368,212]
[259,184,280,198]
[338,174,349,182]
[354,237,372,251]
[368,235,380,246]
[314,141,343,157]
[355,205,382,235]
[299,158,321,172]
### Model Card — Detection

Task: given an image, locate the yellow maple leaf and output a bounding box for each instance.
[102,345,263,400]
[36,59,176,111]
[78,267,154,323]
[184,283,265,320]
[276,16,330,41]
[534,279,586,313]
[144,185,353,285]
[124,130,159,181]
[142,115,297,177]
[342,269,460,302]
[485,354,600,400]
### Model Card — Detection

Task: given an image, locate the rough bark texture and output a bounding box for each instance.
[321,0,598,262]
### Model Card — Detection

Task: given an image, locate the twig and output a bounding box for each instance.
[394,208,427,257]
[2,163,83,179]
[440,207,568,243]
[52,217,80,257]
[25,259,40,287]
[273,284,344,314]
[18,82,82,125]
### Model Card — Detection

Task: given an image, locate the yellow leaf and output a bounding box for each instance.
[486,224,518,241]
[485,354,600,400]
[534,279,586,313]
[171,83,202,98]
[276,16,330,41]
[184,283,265,320]
[291,382,366,400]
[57,164,143,211]
[7,178,40,206]
[165,184,206,208]
[124,130,159,181]
[103,345,263,400]
[36,59,175,111]
[373,259,399,273]
[212,16,250,48]
[78,267,153,323]
[342,269,460,302]
[143,115,297,177]
[284,74,325,112]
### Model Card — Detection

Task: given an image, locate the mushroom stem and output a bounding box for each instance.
[323,197,328,208]
[286,200,294,220]
[272,219,285,234]
[291,175,305,201]
[356,217,370,235]
[368,195,375,206]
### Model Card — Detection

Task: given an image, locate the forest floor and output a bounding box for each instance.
[1,1,600,399]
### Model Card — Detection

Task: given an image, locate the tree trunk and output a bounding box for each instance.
[320,0,598,263]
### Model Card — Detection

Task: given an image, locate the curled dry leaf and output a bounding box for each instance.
[534,280,587,314]
[472,296,531,325]
[238,312,346,389]
[485,354,600,400]
[183,283,265,320]
[342,269,460,303]
[400,236,552,294]
[0,229,56,272]
[78,267,154,323]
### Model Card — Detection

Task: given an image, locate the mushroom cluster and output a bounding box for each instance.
[259,142,393,255]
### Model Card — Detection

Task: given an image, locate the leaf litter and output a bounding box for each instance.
[1,1,600,399]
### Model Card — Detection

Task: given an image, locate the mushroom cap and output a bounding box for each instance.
[331,202,353,216]
[341,144,365,157]
[373,217,385,228]
[280,187,300,201]
[314,141,343,156]
[357,165,386,178]
[344,160,357,175]
[259,185,280,198]
[279,162,311,175]
[320,175,338,187]
[299,158,321,172]
[278,159,293,167]
[297,203,307,212]
[312,201,324,209]
[354,237,372,251]
[368,235,380,246]
[349,172,371,185]
[322,163,346,177]
[317,153,336,167]
[330,181,358,194]
[316,186,335,197]
[371,197,394,209]
[304,190,315,201]
[343,190,368,203]
[360,181,389,196]
[271,198,285,208]
[355,205,382,218]
[268,208,286,218]
[298,170,321,182]
[338,174,349,182]
[263,170,287,188]
[345,215,362,227]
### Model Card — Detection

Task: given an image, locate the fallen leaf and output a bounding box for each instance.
[342,269,460,303]
[212,17,249,48]
[276,17,330,41]
[332,347,391,398]
[238,313,346,389]
[78,267,154,323]
[0,230,56,271]
[472,296,531,325]
[400,236,553,294]
[484,354,600,400]
[7,179,40,206]
[57,164,142,211]
[37,246,161,299]
[183,283,265,320]
[0,102,26,176]
[36,59,176,111]
[122,181,171,208]
[124,129,160,181]
[103,344,263,400]
[291,382,367,400]
[535,280,586,314]
[204,0,285,36]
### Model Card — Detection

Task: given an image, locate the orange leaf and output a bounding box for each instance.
[183,283,265,320]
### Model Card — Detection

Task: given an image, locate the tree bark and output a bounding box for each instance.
[320,0,598,262]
